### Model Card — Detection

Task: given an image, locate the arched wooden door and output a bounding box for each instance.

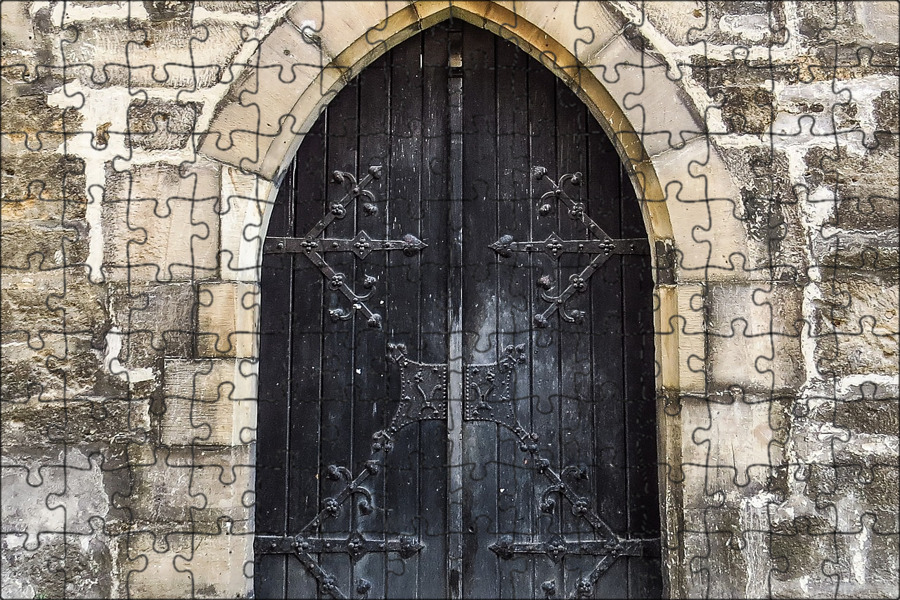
[255,22,661,599]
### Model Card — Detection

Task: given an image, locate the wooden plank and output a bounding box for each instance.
[418,24,451,599]
[285,113,328,599]
[494,33,535,600]
[527,50,564,594]
[461,24,501,599]
[255,158,294,597]
[353,49,392,600]
[620,161,663,598]
[317,75,360,596]
[585,103,630,600]
[384,35,424,599]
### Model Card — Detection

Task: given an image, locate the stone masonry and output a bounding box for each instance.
[1,1,897,598]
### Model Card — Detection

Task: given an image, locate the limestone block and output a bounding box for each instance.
[804,138,900,232]
[0,222,88,272]
[161,358,257,446]
[201,18,335,173]
[124,531,252,599]
[0,152,87,222]
[103,161,221,282]
[126,444,252,529]
[126,98,201,151]
[485,0,622,70]
[0,331,134,402]
[286,1,412,67]
[675,283,706,394]
[0,532,119,599]
[683,390,788,504]
[650,138,751,280]
[811,277,899,378]
[1,271,108,334]
[854,1,900,44]
[707,281,805,393]
[219,166,275,282]
[108,282,196,365]
[197,282,260,358]
[0,95,84,156]
[60,18,245,88]
[0,449,114,543]
[1,396,150,447]
[583,30,703,159]
[717,145,809,282]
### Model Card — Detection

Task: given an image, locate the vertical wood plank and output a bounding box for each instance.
[461,24,500,599]
[284,113,329,599]
[527,52,564,595]
[585,94,630,600]
[494,33,535,600]
[418,24,451,599]
[384,34,424,599]
[317,77,359,596]
[620,161,663,597]
[353,49,392,600]
[255,157,294,597]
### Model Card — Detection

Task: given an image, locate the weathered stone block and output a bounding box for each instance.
[650,137,751,280]
[103,161,221,282]
[680,391,789,505]
[1,396,150,447]
[219,166,274,281]
[0,222,88,271]
[126,98,201,150]
[197,281,259,358]
[0,95,84,154]
[0,331,133,403]
[126,444,252,528]
[811,277,899,378]
[124,531,251,599]
[1,272,108,334]
[1,532,120,599]
[0,153,87,222]
[161,358,257,446]
[1,448,114,541]
[109,281,196,364]
[59,17,246,88]
[707,282,805,393]
[718,146,808,282]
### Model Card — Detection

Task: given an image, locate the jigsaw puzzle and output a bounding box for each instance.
[1,1,898,598]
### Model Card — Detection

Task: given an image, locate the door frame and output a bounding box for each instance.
[198,3,749,597]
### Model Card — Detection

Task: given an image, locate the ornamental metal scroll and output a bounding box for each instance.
[263,165,427,329]
[490,167,651,328]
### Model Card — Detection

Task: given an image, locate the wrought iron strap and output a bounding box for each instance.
[264,231,426,259]
[490,166,650,328]
[489,535,660,562]
[490,232,649,260]
[255,533,424,559]
[263,165,427,328]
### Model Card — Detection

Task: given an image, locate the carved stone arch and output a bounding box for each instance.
[196,2,751,596]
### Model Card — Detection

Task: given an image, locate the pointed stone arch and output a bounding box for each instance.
[194,2,752,596]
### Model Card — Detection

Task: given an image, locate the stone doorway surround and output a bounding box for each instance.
[197,3,740,597]
[3,1,896,598]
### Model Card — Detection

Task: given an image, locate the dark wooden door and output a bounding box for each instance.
[255,22,661,599]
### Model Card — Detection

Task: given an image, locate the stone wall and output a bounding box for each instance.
[1,1,897,598]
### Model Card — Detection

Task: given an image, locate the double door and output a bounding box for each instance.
[255,22,661,599]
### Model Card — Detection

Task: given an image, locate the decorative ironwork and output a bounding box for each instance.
[387,343,448,427]
[489,166,650,328]
[254,343,451,598]
[464,344,537,450]
[263,165,427,328]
